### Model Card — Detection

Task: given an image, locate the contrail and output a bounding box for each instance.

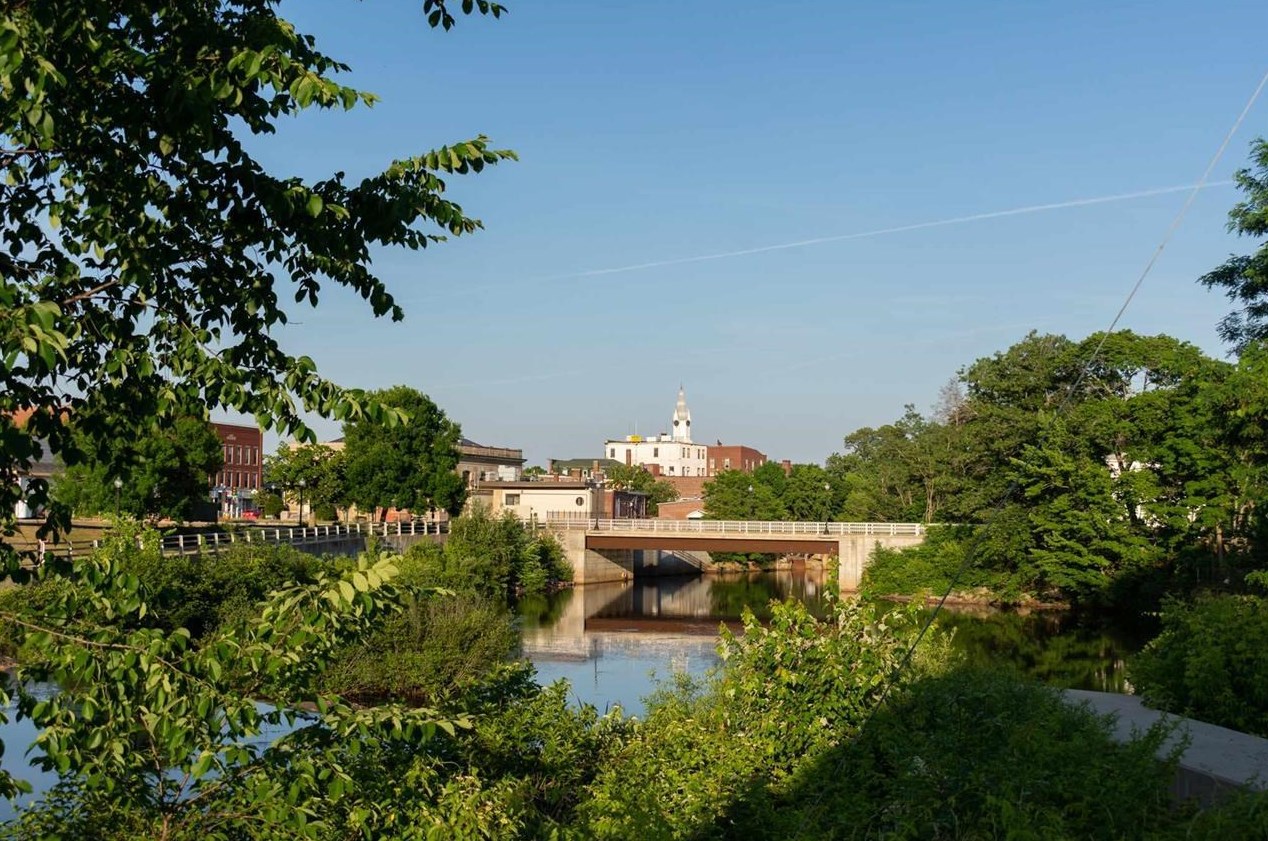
[549,181,1234,281]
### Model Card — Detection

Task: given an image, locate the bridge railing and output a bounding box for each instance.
[89,520,450,556]
[544,517,925,537]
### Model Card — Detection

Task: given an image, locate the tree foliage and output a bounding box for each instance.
[0,0,513,567]
[52,416,223,521]
[846,329,1268,603]
[263,441,345,514]
[1199,137,1268,353]
[604,463,678,515]
[340,386,466,517]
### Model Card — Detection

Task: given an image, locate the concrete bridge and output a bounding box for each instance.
[547,518,926,591]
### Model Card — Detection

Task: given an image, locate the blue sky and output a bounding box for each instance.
[243,0,1267,465]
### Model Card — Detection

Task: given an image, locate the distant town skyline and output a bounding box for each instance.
[244,0,1265,466]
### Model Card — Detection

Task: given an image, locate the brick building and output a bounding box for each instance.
[707,444,767,476]
[211,421,264,517]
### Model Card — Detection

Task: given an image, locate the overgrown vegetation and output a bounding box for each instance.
[1130,593,1268,738]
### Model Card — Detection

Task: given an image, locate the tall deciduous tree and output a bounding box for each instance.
[263,442,346,514]
[1199,138,1268,354]
[54,416,223,521]
[0,0,513,567]
[341,386,466,517]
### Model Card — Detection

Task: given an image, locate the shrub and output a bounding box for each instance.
[1129,594,1268,737]
[312,502,338,522]
[256,491,284,518]
[579,599,939,839]
[319,591,519,704]
[761,668,1182,840]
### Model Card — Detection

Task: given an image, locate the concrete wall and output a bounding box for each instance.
[632,549,711,576]
[560,530,634,584]
[837,533,926,592]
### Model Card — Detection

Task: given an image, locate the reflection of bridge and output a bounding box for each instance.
[547,519,926,591]
[520,574,818,662]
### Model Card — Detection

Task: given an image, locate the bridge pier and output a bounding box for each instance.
[837,534,924,592]
[560,530,635,584]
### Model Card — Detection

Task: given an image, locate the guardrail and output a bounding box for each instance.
[90,520,449,555]
[543,518,925,537]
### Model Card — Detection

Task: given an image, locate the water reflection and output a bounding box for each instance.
[517,570,1151,714]
[928,608,1155,694]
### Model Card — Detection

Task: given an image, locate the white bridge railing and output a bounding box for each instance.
[545,517,925,537]
[89,520,449,556]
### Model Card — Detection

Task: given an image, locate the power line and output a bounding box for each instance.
[795,65,1268,835]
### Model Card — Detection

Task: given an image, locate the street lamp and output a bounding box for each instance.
[747,484,754,520]
[823,482,831,534]
[298,478,307,528]
[113,476,123,520]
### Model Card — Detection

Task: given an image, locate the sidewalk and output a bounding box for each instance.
[1065,689,1268,803]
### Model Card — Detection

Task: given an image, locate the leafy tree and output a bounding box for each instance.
[341,386,466,517]
[0,0,514,568]
[702,469,784,520]
[53,416,222,521]
[263,442,346,515]
[430,507,568,600]
[1199,138,1268,353]
[604,463,678,515]
[781,463,834,521]
[1002,420,1157,600]
[256,490,284,518]
[0,525,473,839]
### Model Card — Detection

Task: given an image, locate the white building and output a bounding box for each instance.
[603,387,708,478]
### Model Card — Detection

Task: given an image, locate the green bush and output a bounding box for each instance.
[319,590,519,704]
[579,599,939,839]
[403,510,571,600]
[312,502,338,522]
[763,668,1181,839]
[864,525,976,595]
[1129,594,1268,737]
[256,491,284,518]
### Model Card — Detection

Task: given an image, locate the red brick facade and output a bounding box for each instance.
[211,422,263,494]
[707,445,767,476]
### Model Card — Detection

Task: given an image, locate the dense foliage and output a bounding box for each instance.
[52,417,223,521]
[844,329,1268,604]
[340,386,467,517]
[1200,138,1268,353]
[1130,593,1268,738]
[2,536,1267,837]
[403,506,572,600]
[0,0,512,568]
[263,442,346,518]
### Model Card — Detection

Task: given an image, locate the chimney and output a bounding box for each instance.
[781,459,792,476]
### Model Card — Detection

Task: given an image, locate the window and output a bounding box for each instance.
[575,496,585,506]
[709,459,715,470]
[609,448,615,458]
[653,447,658,457]
[668,466,675,475]
[504,494,520,506]
[724,458,731,469]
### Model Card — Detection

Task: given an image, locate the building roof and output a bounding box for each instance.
[550,458,622,471]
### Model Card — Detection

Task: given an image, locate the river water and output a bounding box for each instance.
[0,568,1152,818]
[517,568,1155,717]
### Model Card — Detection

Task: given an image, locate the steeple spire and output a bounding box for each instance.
[671,385,692,443]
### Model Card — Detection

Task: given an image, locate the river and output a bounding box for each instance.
[0,568,1153,818]
[517,568,1155,717]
